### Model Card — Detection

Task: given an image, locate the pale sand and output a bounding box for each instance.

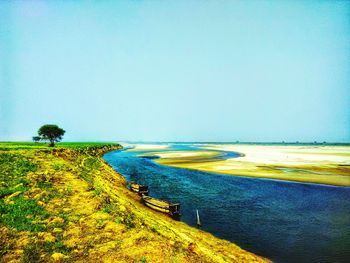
[142,150,223,159]
[155,144,350,186]
[200,144,350,165]
[126,143,170,152]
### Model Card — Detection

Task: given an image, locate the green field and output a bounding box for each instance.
[0,142,119,150]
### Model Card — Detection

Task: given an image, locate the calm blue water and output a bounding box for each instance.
[103,144,350,263]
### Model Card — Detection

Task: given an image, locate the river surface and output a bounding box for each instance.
[103,144,350,263]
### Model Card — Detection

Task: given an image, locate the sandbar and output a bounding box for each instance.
[154,144,350,186]
[126,143,170,152]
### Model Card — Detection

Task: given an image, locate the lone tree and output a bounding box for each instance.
[38,124,65,147]
[32,136,41,143]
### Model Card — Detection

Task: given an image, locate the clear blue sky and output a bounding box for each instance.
[1,0,349,142]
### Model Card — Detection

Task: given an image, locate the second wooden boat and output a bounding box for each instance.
[130,182,149,196]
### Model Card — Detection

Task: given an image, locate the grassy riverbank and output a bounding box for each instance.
[0,142,268,262]
[150,144,350,186]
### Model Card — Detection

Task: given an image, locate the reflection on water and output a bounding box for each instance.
[103,145,350,263]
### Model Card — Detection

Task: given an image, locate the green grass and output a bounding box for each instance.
[0,141,120,150]
[0,153,37,198]
[0,196,50,232]
[0,152,51,232]
[139,256,147,263]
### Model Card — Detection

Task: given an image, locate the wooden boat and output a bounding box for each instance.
[130,182,149,196]
[142,195,180,217]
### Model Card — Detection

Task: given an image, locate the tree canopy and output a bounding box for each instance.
[37,124,65,147]
[32,136,41,143]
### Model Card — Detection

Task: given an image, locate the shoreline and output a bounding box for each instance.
[0,142,269,262]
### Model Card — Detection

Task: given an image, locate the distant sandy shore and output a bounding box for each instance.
[142,150,223,159]
[154,144,350,186]
[125,143,170,152]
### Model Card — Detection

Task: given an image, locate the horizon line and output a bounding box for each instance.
[1,140,350,145]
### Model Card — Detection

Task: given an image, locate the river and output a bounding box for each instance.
[103,144,350,263]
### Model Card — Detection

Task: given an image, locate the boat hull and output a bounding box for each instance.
[142,196,180,217]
